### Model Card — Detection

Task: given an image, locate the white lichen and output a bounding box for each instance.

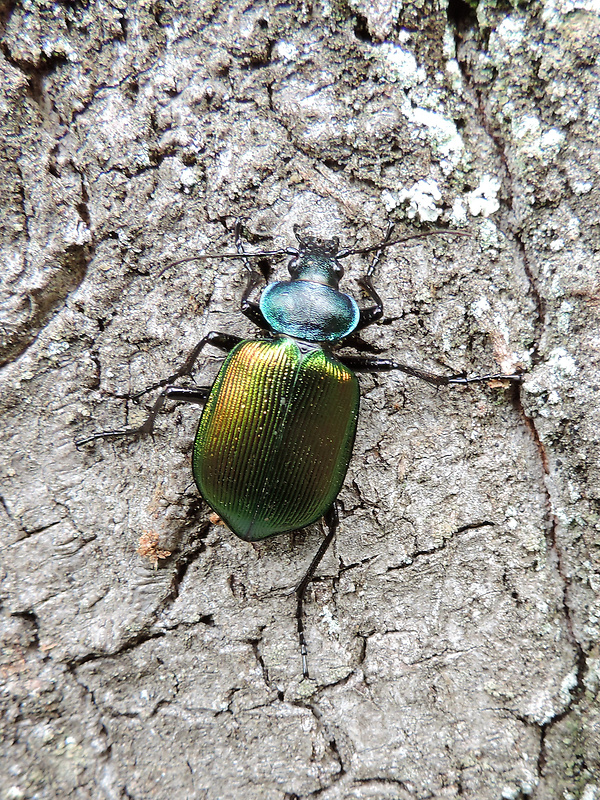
[466,176,501,217]
[410,107,464,172]
[542,0,600,27]
[481,219,502,248]
[397,178,443,222]
[274,41,298,61]
[380,43,424,88]
[512,115,565,160]
[450,197,468,226]
[488,15,526,64]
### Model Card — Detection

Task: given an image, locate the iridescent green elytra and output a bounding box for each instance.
[193,338,359,541]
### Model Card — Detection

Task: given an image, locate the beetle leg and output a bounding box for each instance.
[131,331,243,398]
[337,355,523,386]
[240,270,270,329]
[354,222,394,332]
[296,503,339,679]
[366,221,395,279]
[77,332,241,446]
[75,385,212,446]
[234,220,271,329]
[354,276,384,332]
[444,372,524,385]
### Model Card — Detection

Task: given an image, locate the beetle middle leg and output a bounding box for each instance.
[76,331,242,446]
[132,330,244,398]
[337,355,523,386]
[75,385,212,445]
[296,503,339,679]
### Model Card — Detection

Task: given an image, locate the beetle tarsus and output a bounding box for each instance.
[235,218,254,274]
[76,427,144,447]
[365,220,395,279]
[300,639,309,680]
[446,372,524,385]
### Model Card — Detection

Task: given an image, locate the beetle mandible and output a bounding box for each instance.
[77,220,522,677]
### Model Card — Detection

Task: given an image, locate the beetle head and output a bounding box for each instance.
[288,225,344,288]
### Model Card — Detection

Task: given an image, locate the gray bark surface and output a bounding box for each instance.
[1,1,598,798]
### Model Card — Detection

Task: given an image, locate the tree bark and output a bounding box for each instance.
[1,1,598,798]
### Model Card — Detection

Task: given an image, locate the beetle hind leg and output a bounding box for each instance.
[296,503,339,679]
[75,385,211,446]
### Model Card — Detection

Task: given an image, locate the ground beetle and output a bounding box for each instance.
[77,220,522,677]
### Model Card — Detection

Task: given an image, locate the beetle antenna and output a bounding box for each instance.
[155,248,295,279]
[336,229,472,259]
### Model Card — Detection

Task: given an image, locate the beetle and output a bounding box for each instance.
[77,220,522,677]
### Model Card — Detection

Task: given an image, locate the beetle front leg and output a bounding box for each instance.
[296,503,339,679]
[234,219,271,330]
[240,270,270,329]
[337,355,523,386]
[354,222,394,332]
[75,385,211,446]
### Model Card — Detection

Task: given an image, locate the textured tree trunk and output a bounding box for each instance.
[1,1,598,798]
